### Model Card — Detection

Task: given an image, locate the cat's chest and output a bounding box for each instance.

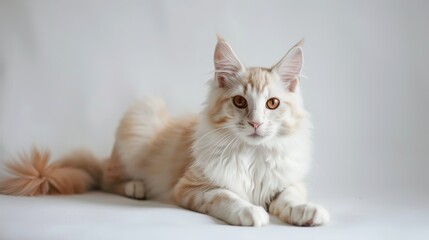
[204,147,308,206]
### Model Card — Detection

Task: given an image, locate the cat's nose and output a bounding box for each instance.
[247,121,262,130]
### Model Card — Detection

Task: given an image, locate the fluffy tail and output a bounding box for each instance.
[0,147,102,196]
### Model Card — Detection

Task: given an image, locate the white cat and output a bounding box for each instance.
[0,36,329,227]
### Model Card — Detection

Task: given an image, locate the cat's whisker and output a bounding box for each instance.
[204,134,233,162]
[193,125,234,148]
[203,133,234,164]
[219,136,237,162]
[228,137,240,157]
[200,131,231,156]
[195,129,232,149]
[218,137,238,169]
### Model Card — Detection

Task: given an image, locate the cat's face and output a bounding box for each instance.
[206,37,306,146]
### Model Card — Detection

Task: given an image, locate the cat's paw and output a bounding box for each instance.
[231,205,269,227]
[124,180,145,199]
[281,203,329,226]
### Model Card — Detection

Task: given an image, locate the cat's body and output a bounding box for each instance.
[0,37,329,227]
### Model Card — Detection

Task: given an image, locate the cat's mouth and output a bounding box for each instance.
[244,132,267,145]
[249,133,263,138]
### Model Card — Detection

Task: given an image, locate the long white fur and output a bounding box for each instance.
[111,39,329,226]
[0,38,329,227]
[193,79,311,207]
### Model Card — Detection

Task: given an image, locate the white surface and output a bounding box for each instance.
[0,1,428,239]
[0,192,428,240]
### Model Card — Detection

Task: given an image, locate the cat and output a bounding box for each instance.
[0,36,329,227]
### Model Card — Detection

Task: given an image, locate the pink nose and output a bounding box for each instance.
[247,121,262,130]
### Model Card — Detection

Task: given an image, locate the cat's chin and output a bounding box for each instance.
[241,133,268,145]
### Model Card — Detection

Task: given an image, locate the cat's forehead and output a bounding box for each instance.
[243,68,270,92]
[240,67,280,96]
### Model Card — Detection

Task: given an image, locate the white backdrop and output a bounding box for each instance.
[1,0,428,203]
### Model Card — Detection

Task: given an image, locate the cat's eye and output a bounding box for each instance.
[266,98,280,110]
[232,95,247,109]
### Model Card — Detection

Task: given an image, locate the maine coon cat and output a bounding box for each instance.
[0,36,329,227]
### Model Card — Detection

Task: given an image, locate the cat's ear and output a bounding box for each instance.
[214,35,245,88]
[272,39,304,92]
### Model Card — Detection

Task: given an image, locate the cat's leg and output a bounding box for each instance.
[269,182,329,226]
[174,169,269,227]
[100,154,145,199]
[99,98,170,200]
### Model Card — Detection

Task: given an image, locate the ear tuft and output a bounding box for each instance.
[216,33,225,42]
[294,38,305,48]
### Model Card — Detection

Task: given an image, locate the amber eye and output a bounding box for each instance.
[266,98,280,110]
[232,95,248,109]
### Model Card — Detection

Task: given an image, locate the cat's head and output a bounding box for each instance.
[205,36,309,146]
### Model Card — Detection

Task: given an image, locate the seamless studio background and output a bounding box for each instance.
[0,1,428,239]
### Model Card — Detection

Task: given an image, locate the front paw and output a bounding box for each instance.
[230,205,269,227]
[279,203,330,226]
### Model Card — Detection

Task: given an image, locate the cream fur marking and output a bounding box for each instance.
[0,37,329,227]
